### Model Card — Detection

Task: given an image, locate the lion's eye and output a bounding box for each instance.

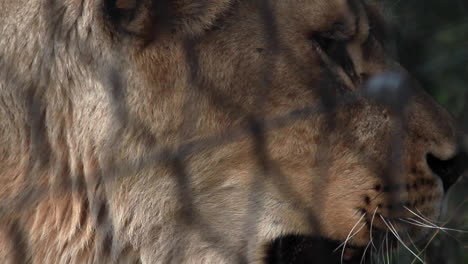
[314,34,334,52]
[310,33,357,82]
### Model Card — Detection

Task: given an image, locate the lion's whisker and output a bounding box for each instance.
[405,231,423,256]
[370,233,376,264]
[413,219,452,232]
[390,235,394,264]
[385,231,390,264]
[408,198,468,264]
[407,206,441,222]
[379,232,385,264]
[399,218,437,229]
[390,234,394,264]
[337,213,367,264]
[373,231,383,264]
[370,206,378,250]
[400,218,464,244]
[403,206,437,226]
[334,212,367,252]
[389,219,428,264]
[415,208,444,224]
[380,215,425,263]
[360,240,372,264]
[402,206,468,233]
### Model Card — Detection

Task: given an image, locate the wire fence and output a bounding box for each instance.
[1,0,467,263]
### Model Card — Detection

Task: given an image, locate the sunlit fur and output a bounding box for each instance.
[0,0,462,263]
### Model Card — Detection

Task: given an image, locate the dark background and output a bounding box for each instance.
[387,0,467,127]
[384,0,467,262]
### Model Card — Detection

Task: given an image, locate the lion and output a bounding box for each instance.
[0,0,466,263]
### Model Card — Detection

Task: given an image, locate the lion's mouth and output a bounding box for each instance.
[265,235,371,264]
[265,226,435,264]
[264,205,443,264]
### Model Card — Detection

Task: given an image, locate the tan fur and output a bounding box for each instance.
[0,0,464,263]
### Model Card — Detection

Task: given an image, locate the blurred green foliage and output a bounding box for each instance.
[385,0,468,129]
[383,1,467,263]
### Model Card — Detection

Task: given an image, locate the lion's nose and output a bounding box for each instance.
[426,151,468,192]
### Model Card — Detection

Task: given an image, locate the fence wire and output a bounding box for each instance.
[0,0,467,264]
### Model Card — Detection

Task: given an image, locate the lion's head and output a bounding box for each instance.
[0,0,466,263]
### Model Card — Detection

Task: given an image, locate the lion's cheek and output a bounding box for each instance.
[309,167,376,246]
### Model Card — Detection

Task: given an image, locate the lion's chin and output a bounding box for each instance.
[264,234,371,264]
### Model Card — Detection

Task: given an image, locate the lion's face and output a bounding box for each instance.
[1,0,466,263]
[102,0,468,262]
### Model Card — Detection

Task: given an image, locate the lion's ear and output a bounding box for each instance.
[105,0,233,39]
